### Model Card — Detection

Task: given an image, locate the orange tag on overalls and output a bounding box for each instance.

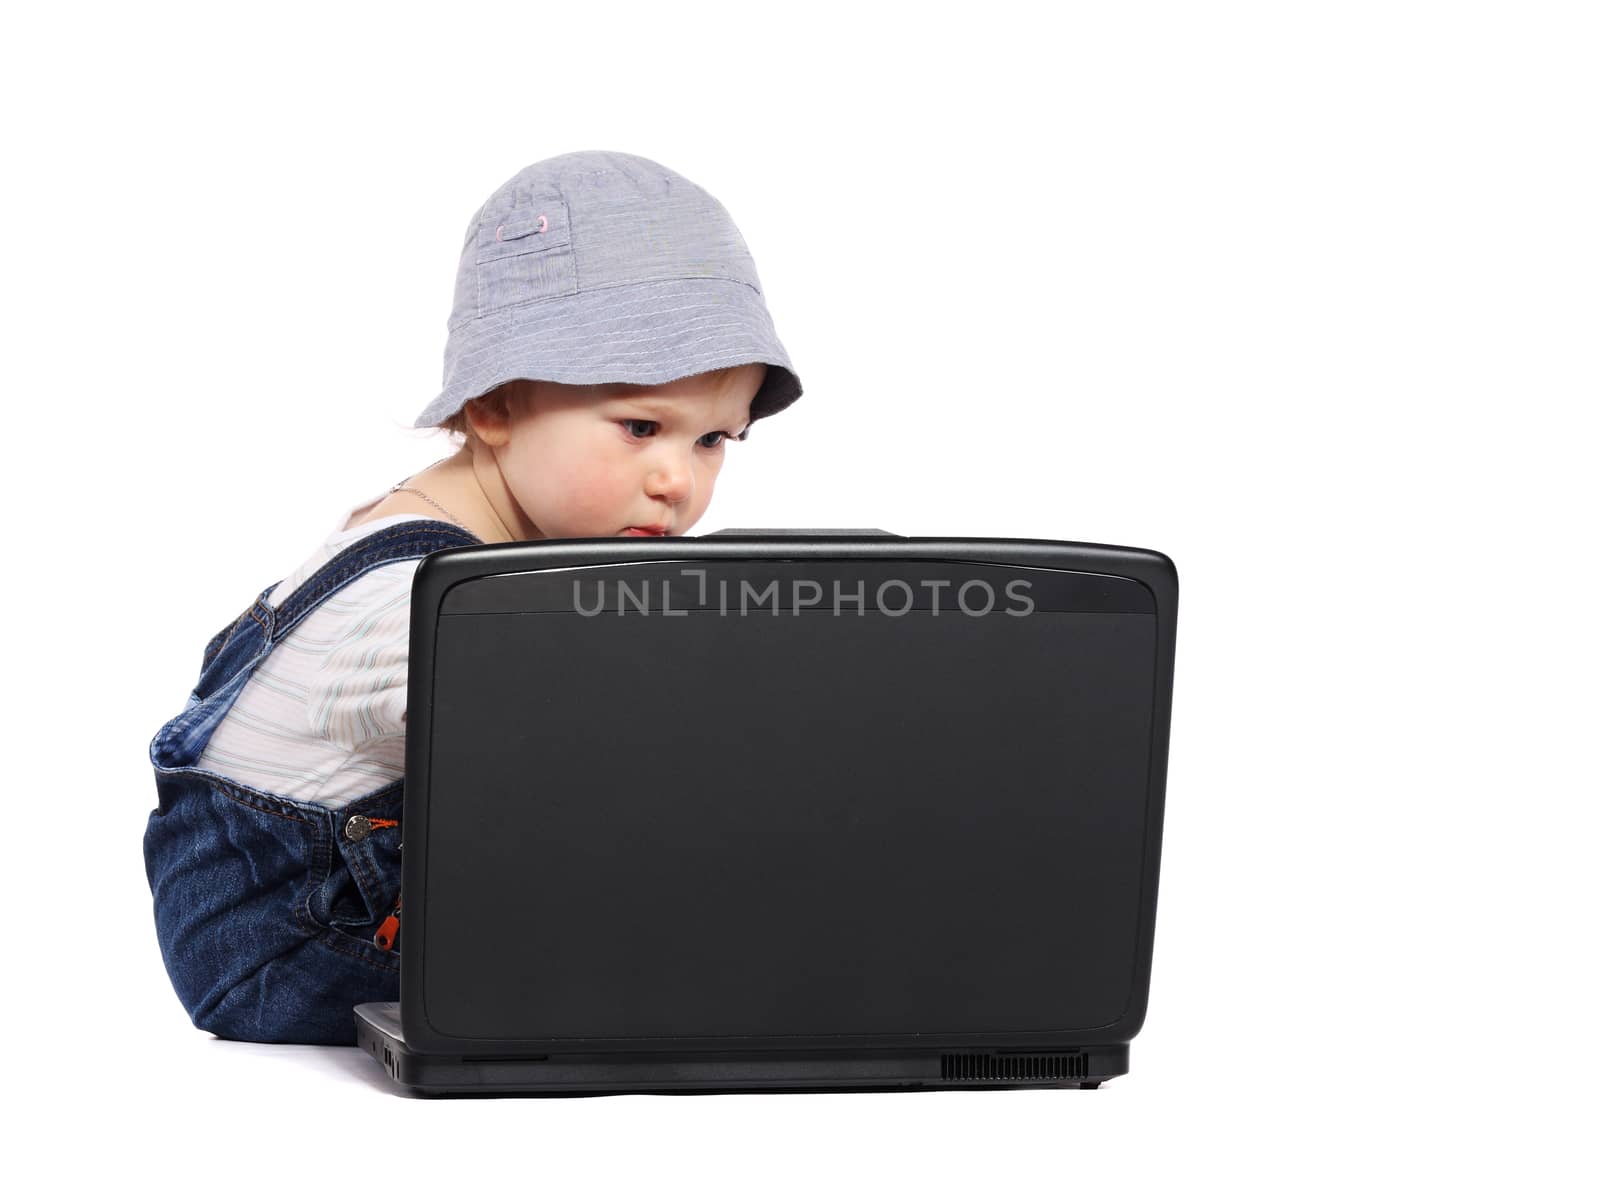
[375,895,402,950]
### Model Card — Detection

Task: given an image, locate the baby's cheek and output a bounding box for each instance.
[693,465,723,511]
[543,465,629,522]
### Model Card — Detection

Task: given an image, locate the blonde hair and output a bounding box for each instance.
[417,382,525,452]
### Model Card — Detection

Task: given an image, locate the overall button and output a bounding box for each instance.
[343,814,398,842]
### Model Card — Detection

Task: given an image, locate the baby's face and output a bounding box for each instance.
[489,364,765,539]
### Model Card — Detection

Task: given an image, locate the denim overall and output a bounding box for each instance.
[144,520,481,1045]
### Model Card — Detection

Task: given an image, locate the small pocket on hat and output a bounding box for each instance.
[476,193,576,314]
[477,194,572,265]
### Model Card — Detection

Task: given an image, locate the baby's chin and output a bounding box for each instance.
[525,510,691,539]
[528,525,673,540]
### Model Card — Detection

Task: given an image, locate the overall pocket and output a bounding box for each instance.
[321,781,407,956]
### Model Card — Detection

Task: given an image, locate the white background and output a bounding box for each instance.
[4,1,1595,1181]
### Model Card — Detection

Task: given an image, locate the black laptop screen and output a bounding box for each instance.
[420,560,1158,1042]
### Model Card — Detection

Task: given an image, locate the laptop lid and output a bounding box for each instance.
[398,533,1176,1061]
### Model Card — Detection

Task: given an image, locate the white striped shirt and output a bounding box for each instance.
[197,497,445,810]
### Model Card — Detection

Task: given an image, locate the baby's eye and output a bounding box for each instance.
[697,431,729,449]
[621,419,658,439]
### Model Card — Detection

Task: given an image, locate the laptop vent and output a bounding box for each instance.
[940,1053,1088,1082]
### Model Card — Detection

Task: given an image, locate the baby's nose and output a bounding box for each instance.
[646,458,693,502]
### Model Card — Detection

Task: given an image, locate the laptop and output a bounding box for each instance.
[356,529,1177,1095]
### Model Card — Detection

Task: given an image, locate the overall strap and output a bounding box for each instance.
[270,520,483,643]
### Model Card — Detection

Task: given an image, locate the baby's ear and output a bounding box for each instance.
[464,385,518,446]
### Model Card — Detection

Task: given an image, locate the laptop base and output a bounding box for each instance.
[355,1003,1128,1097]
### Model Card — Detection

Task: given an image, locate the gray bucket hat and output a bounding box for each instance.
[414,150,802,429]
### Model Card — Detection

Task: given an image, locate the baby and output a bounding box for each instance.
[143,151,803,1045]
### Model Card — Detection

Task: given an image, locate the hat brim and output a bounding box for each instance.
[415,277,802,429]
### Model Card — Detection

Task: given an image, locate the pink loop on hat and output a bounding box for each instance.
[495,215,549,242]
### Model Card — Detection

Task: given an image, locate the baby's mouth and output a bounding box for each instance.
[622,526,667,537]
